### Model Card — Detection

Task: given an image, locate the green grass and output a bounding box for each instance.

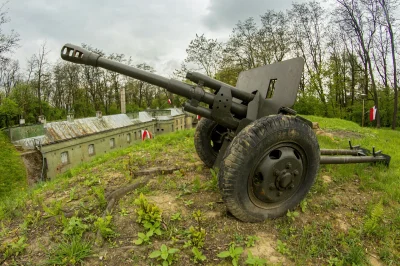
[0,131,27,198]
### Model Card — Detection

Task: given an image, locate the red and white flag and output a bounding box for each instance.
[141,130,152,141]
[168,99,172,105]
[196,115,201,120]
[369,106,377,121]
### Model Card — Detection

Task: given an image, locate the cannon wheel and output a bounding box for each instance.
[194,118,229,168]
[218,115,320,222]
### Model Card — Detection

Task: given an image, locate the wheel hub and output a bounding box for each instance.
[250,146,304,205]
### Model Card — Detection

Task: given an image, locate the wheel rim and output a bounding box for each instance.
[209,124,228,155]
[248,143,307,209]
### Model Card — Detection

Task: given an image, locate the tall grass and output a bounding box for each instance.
[0,131,27,197]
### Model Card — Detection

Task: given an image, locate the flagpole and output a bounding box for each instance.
[361,94,367,127]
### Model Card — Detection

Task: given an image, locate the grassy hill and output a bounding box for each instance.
[0,130,27,197]
[1,116,399,265]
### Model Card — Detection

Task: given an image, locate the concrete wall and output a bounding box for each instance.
[173,115,186,132]
[6,124,45,142]
[155,120,174,134]
[42,121,155,179]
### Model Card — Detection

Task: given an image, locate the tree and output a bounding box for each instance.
[28,42,50,117]
[183,34,223,77]
[260,10,291,62]
[377,0,399,129]
[289,1,328,115]
[335,0,381,127]
[0,2,19,62]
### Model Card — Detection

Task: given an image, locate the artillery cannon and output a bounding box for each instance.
[61,44,390,222]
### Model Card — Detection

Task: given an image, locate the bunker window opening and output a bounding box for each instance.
[110,138,115,149]
[266,79,277,99]
[88,144,95,156]
[61,151,69,165]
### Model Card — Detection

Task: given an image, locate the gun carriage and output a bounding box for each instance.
[61,44,390,222]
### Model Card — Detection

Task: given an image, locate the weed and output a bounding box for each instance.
[206,168,219,191]
[20,210,41,231]
[149,244,179,266]
[134,231,153,245]
[171,212,182,221]
[300,199,308,213]
[245,235,260,248]
[68,187,78,202]
[184,226,206,248]
[191,247,206,264]
[119,208,129,216]
[363,200,384,237]
[94,215,116,239]
[1,236,28,260]
[93,186,107,208]
[233,233,244,244]
[62,216,89,237]
[245,251,268,266]
[184,199,194,207]
[134,193,162,235]
[286,210,299,222]
[206,201,215,210]
[276,240,290,256]
[47,236,92,265]
[192,176,202,192]
[217,243,244,266]
[42,200,63,217]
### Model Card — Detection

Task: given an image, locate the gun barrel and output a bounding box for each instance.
[186,72,255,103]
[61,44,247,118]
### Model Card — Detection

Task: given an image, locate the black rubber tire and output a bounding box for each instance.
[218,115,320,222]
[194,118,228,168]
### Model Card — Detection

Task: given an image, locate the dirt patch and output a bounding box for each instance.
[20,150,44,185]
[325,129,364,139]
[247,232,288,265]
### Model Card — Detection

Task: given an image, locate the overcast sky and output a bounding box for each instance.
[4,0,305,77]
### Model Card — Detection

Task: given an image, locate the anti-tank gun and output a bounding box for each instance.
[61,44,390,222]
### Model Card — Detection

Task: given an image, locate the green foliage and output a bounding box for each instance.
[1,236,28,260]
[217,243,244,266]
[276,240,290,256]
[0,131,27,197]
[184,226,206,249]
[207,168,219,191]
[149,244,179,266]
[47,236,92,265]
[363,200,384,237]
[94,215,116,239]
[184,199,194,207]
[134,193,162,235]
[93,186,107,208]
[0,98,20,119]
[20,210,41,231]
[300,199,308,213]
[62,216,89,237]
[286,210,299,222]
[42,200,63,217]
[170,212,182,221]
[192,176,202,192]
[245,235,260,248]
[245,251,267,266]
[134,231,153,245]
[191,247,206,263]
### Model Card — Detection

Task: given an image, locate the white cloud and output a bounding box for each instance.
[3,0,304,76]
